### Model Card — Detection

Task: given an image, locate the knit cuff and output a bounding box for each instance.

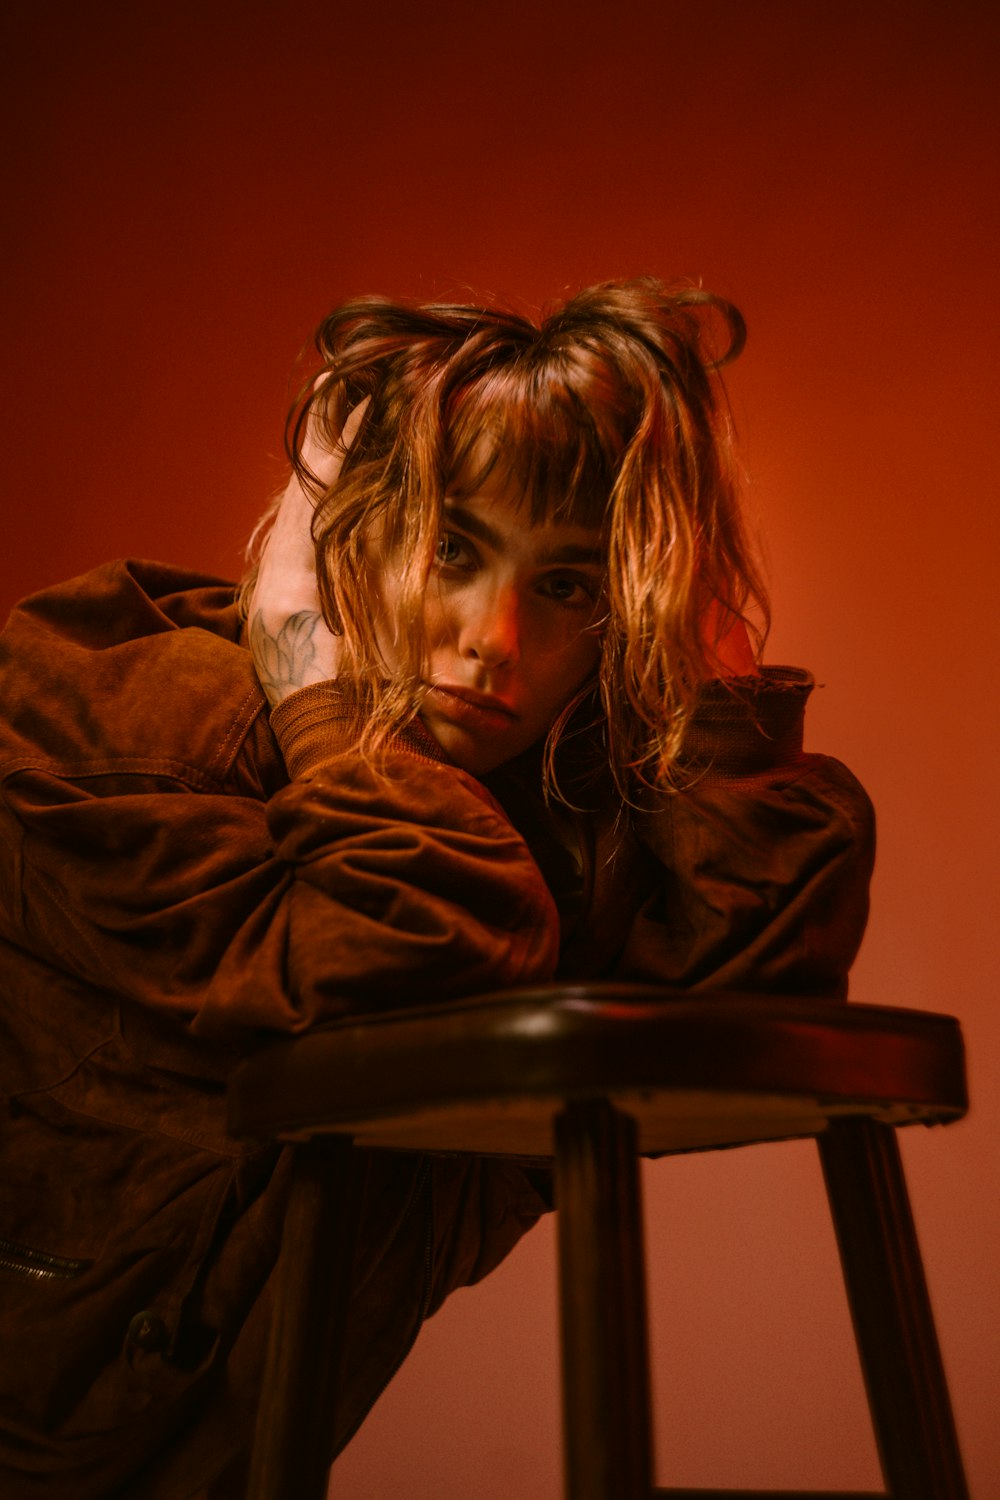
[680,666,815,777]
[269,681,454,779]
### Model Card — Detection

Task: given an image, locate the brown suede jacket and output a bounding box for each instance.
[0,560,875,1499]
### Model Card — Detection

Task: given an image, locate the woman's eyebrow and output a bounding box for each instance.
[443,503,606,568]
[537,541,607,567]
[442,503,504,550]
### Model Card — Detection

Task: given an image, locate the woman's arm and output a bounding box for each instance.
[3,711,560,1040]
[0,554,559,1041]
[617,671,875,998]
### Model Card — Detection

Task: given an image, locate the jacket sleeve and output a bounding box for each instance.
[613,668,875,998]
[2,682,560,1039]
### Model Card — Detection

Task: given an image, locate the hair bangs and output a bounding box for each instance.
[443,362,620,532]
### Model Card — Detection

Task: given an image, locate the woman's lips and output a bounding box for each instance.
[425,684,518,731]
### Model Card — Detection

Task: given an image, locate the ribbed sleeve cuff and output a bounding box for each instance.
[269,682,454,779]
[680,666,814,777]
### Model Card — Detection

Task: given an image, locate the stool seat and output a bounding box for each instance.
[227,986,970,1500]
[228,985,966,1155]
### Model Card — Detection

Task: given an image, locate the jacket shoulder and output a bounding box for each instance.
[0,559,270,789]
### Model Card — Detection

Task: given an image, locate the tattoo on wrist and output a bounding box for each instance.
[249,608,329,704]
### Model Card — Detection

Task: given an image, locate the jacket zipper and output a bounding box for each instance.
[0,1235,90,1282]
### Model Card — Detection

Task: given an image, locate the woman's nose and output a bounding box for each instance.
[459,588,521,669]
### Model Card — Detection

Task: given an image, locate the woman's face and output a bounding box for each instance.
[374,469,607,776]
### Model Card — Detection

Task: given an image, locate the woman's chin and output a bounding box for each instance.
[419,713,525,778]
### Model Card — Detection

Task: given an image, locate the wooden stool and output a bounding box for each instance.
[227,985,969,1500]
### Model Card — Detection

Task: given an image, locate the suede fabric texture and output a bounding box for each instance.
[0,560,875,1498]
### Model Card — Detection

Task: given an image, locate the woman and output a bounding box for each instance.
[0,278,874,1497]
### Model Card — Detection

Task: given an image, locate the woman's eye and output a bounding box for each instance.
[435,533,467,567]
[542,573,596,607]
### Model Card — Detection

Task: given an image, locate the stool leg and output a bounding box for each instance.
[818,1118,968,1500]
[554,1099,654,1500]
[247,1136,360,1500]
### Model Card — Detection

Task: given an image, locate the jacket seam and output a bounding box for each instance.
[0,754,228,794]
[35,1087,255,1158]
[205,685,267,779]
[2,1030,115,1103]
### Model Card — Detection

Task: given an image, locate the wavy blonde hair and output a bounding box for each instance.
[242,277,768,797]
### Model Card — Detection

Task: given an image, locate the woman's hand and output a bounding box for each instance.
[248,396,367,707]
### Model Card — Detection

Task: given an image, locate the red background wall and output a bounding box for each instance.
[3,1,998,1493]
